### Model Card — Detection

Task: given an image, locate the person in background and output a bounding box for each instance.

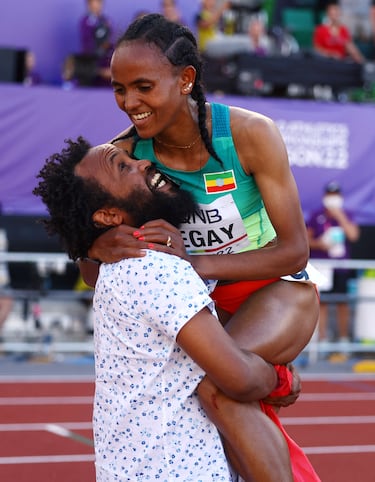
[79,0,114,85]
[160,0,184,25]
[0,211,13,339]
[195,0,231,51]
[370,0,375,52]
[34,138,296,481]
[306,181,360,348]
[23,51,41,86]
[313,1,365,63]
[247,15,275,56]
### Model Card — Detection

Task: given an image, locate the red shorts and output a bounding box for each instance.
[210,278,280,314]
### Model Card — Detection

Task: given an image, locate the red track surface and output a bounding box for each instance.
[0,374,374,482]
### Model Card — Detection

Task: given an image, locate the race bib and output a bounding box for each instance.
[179,194,250,255]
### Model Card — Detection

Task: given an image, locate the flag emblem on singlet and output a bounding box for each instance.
[204,170,237,194]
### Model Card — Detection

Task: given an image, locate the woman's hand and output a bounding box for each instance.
[88,224,149,263]
[88,220,190,264]
[262,363,301,409]
[134,219,191,262]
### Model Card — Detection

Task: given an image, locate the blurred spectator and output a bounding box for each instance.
[78,0,114,85]
[132,10,151,21]
[371,0,375,42]
[23,51,42,86]
[313,1,365,63]
[306,182,360,346]
[195,0,231,51]
[0,219,12,338]
[247,15,275,56]
[160,0,184,24]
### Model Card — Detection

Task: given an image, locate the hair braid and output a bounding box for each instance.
[111,125,139,157]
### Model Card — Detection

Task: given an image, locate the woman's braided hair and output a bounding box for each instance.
[114,13,221,163]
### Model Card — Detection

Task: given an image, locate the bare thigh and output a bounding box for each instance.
[221,280,319,364]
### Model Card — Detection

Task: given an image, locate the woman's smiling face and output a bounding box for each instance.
[110,40,186,139]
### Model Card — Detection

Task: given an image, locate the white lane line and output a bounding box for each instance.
[1,392,373,406]
[45,423,94,447]
[1,446,375,464]
[0,375,94,382]
[1,414,374,432]
[303,445,375,455]
[281,415,375,425]
[0,422,92,431]
[0,454,95,464]
[0,396,93,405]
[301,373,375,381]
[300,392,375,402]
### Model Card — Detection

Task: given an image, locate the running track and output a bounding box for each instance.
[0,373,374,482]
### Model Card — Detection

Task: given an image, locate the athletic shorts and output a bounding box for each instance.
[210,278,280,314]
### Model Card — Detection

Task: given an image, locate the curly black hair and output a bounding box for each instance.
[33,137,115,261]
[112,13,222,164]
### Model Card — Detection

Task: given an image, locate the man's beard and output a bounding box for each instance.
[113,187,197,228]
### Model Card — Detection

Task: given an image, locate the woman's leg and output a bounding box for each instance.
[198,281,319,481]
[223,280,319,364]
[197,377,293,482]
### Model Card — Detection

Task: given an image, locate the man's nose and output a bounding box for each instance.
[136,159,152,171]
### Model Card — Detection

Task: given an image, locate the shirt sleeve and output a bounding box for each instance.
[105,251,215,341]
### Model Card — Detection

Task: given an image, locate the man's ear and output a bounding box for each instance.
[92,207,124,227]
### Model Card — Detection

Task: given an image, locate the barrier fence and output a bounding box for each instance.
[1,253,375,365]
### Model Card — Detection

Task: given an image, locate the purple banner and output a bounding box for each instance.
[0,0,200,84]
[1,84,374,225]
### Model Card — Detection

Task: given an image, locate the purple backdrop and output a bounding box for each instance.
[1,83,374,224]
[0,0,200,85]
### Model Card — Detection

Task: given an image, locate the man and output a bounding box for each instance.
[34,138,320,481]
[33,138,281,480]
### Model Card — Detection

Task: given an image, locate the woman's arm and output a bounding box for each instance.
[189,108,309,281]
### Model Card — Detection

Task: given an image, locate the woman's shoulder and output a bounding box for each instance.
[228,105,276,138]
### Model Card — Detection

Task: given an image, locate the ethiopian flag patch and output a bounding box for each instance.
[204,170,237,194]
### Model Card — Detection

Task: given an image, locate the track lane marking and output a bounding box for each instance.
[0,396,93,405]
[0,454,95,464]
[304,445,375,455]
[45,423,94,447]
[0,422,92,431]
[1,392,374,406]
[281,415,375,425]
[300,393,375,401]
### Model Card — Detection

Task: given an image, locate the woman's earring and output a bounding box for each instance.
[184,82,193,93]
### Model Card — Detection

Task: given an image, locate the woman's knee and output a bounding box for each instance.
[225,281,319,363]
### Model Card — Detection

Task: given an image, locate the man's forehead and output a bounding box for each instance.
[90,143,117,155]
[76,144,114,176]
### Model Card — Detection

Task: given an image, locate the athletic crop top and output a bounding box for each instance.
[134,102,276,256]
